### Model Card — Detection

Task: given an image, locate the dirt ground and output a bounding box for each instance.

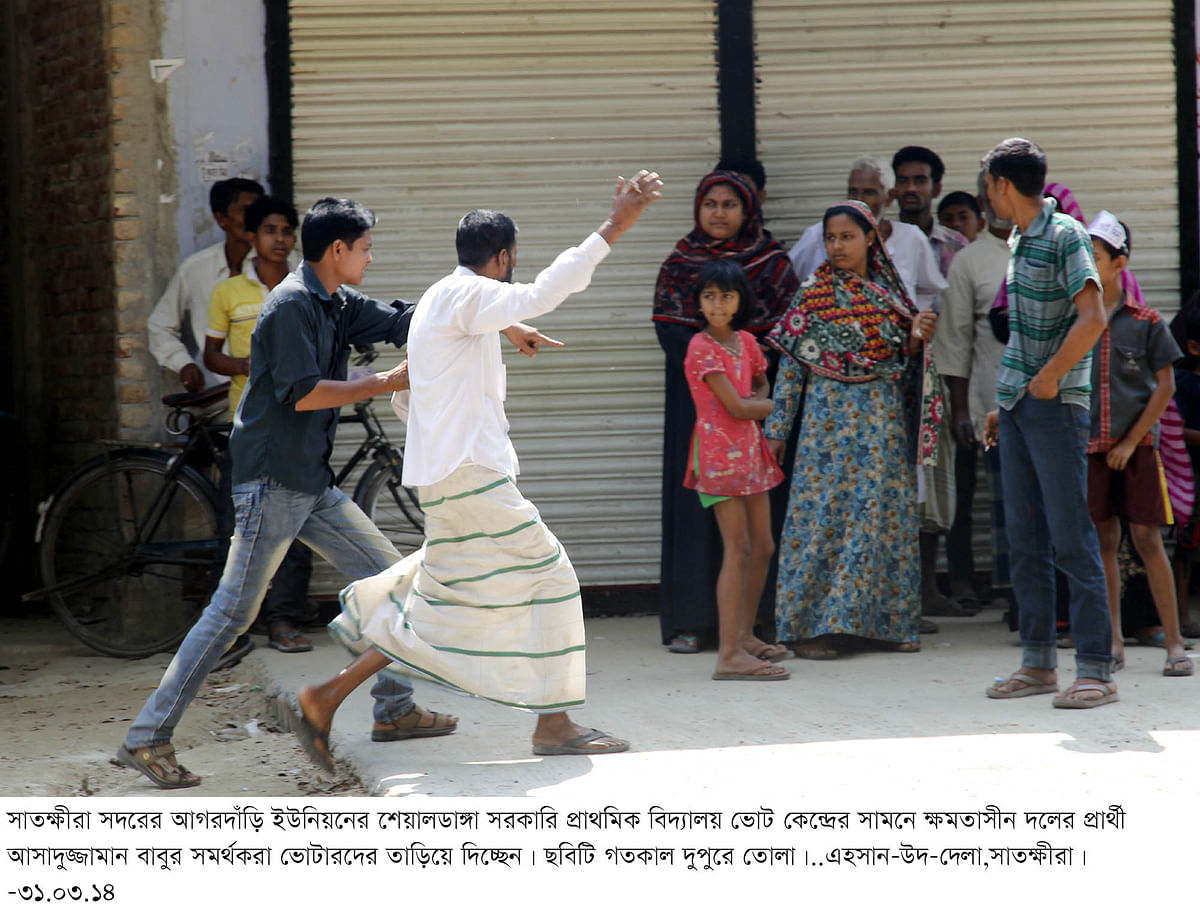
[0,610,363,797]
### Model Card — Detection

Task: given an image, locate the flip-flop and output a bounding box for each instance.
[986,673,1058,699]
[532,728,629,756]
[712,667,789,681]
[667,633,701,654]
[794,642,838,660]
[748,643,789,663]
[1163,656,1194,677]
[289,696,334,772]
[1052,682,1119,709]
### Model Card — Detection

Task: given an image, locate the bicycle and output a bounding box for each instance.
[24,345,423,658]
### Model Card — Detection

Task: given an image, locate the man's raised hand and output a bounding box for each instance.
[598,170,663,245]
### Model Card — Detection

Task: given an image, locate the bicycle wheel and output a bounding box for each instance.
[353,457,425,556]
[39,450,220,658]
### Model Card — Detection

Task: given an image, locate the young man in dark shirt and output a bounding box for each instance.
[118,198,553,789]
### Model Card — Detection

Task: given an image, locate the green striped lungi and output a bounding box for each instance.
[329,463,586,712]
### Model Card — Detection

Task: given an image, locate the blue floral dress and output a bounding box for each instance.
[765,355,920,645]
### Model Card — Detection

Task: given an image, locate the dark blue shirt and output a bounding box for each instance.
[1175,367,1200,469]
[231,263,412,495]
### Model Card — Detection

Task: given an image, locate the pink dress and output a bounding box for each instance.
[683,330,784,497]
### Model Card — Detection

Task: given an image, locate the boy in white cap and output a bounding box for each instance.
[1085,211,1191,677]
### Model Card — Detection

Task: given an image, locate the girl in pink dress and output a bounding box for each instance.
[683,261,788,680]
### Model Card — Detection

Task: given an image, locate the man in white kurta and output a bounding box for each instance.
[311,173,662,759]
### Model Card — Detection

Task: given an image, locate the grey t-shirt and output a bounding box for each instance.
[1087,293,1181,447]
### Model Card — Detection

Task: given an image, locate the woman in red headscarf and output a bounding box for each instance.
[765,201,941,658]
[652,170,799,655]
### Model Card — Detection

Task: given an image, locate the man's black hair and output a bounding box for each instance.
[694,259,756,331]
[891,146,945,184]
[937,191,982,219]
[456,209,518,270]
[209,177,265,216]
[714,157,767,191]
[981,138,1047,198]
[300,197,376,262]
[244,195,299,235]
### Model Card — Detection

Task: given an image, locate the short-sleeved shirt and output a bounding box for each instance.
[682,330,784,497]
[231,262,413,495]
[996,200,1101,410]
[206,259,270,419]
[1087,293,1181,452]
[936,232,1011,433]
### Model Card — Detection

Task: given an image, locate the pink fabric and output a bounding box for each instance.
[1159,398,1194,523]
[683,330,783,497]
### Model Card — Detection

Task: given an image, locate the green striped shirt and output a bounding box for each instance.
[996,201,1101,410]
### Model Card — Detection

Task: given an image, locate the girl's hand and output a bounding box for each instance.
[767,438,786,466]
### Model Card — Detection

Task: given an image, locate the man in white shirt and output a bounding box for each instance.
[297,172,663,760]
[938,173,1014,608]
[147,178,264,393]
[788,156,947,309]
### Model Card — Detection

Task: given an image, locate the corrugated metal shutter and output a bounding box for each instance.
[755,0,1179,580]
[755,0,1179,307]
[289,1,719,592]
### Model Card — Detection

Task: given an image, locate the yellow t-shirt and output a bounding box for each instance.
[206,262,269,419]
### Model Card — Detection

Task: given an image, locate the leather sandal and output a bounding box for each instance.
[371,705,458,741]
[116,744,201,789]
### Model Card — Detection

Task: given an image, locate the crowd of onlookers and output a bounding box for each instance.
[653,138,1195,699]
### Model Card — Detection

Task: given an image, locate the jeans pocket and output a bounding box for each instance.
[231,483,263,536]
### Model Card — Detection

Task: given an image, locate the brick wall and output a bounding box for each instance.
[27,0,117,469]
[107,0,166,439]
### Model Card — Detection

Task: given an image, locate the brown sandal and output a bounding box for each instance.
[116,744,201,789]
[371,704,458,741]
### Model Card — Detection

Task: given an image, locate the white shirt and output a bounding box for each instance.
[788,219,946,310]
[147,241,233,388]
[401,232,611,487]
[149,244,300,388]
[935,231,1011,433]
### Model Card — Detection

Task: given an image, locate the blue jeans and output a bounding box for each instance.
[999,397,1113,681]
[125,477,414,749]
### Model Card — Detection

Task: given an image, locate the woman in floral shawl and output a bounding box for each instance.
[765,201,940,658]
[653,170,799,653]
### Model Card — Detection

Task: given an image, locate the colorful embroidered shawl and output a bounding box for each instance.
[767,200,942,464]
[652,171,799,332]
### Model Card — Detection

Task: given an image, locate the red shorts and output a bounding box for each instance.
[1087,445,1172,526]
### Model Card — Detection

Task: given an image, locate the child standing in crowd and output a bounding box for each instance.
[1084,212,1191,677]
[937,191,985,245]
[683,261,788,680]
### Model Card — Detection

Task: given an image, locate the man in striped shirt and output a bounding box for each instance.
[980,138,1117,708]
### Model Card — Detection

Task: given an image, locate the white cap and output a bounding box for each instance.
[1087,210,1128,255]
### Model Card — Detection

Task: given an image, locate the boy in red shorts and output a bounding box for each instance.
[1086,211,1192,676]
